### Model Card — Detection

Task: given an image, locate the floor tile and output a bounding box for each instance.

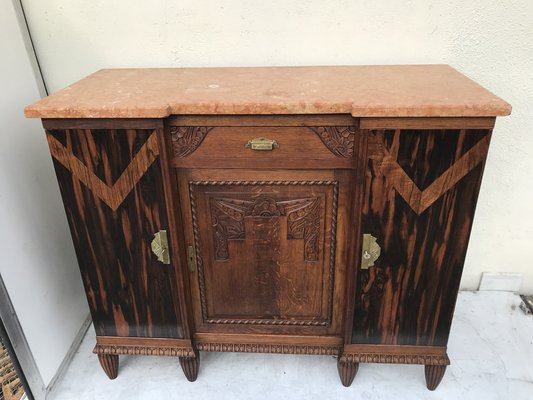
[48,292,533,400]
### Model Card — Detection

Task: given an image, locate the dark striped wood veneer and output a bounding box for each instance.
[46,127,184,339]
[353,128,490,347]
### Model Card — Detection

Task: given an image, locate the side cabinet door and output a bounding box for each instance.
[352,128,491,346]
[46,124,184,338]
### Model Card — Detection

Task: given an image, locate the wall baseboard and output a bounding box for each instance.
[46,314,92,397]
[479,272,523,292]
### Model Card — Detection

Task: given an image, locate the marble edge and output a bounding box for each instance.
[24,103,512,119]
[23,64,512,119]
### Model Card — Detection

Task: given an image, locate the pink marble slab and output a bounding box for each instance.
[24,65,511,119]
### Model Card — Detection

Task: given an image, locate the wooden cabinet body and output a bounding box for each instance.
[26,66,510,390]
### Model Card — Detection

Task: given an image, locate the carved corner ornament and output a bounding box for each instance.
[170,126,213,157]
[309,126,356,158]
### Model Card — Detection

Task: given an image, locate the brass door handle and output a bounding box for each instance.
[361,234,381,270]
[245,137,279,151]
[151,230,170,264]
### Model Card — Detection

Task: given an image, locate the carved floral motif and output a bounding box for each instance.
[309,126,356,158]
[210,196,321,261]
[170,126,213,157]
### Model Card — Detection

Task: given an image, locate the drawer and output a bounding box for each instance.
[168,120,360,169]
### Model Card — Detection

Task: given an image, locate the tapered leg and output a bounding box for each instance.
[179,349,200,382]
[337,357,359,387]
[98,354,119,380]
[425,364,446,391]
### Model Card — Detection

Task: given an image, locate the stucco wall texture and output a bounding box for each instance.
[21,0,533,293]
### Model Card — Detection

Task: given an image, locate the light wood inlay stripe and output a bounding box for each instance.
[46,131,160,211]
[379,135,490,214]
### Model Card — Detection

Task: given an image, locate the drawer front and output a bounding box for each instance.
[169,125,360,169]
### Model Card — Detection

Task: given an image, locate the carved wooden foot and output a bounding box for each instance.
[98,354,119,380]
[337,357,359,387]
[179,350,200,382]
[425,364,446,391]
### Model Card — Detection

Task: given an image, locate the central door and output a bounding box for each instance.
[177,169,353,336]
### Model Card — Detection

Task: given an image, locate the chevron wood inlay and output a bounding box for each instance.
[377,134,490,214]
[46,131,160,211]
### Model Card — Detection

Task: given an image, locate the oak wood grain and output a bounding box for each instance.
[194,333,343,346]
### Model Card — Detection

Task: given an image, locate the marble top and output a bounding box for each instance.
[25,65,511,119]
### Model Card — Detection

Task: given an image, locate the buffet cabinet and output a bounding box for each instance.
[26,66,510,391]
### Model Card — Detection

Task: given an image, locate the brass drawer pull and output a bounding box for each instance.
[361,234,381,270]
[151,230,170,264]
[245,137,279,151]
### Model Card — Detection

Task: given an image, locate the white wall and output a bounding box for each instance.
[20,0,533,293]
[0,0,89,387]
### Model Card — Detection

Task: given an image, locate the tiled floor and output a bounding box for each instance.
[48,292,533,400]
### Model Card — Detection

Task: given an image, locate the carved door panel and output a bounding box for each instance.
[177,169,354,336]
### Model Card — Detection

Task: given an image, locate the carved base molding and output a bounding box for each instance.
[340,353,449,365]
[93,344,196,357]
[94,336,196,358]
[340,345,450,366]
[93,337,448,365]
[196,342,340,355]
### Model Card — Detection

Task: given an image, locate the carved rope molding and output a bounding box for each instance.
[340,353,450,366]
[46,131,160,211]
[369,131,490,215]
[93,344,196,358]
[196,342,341,355]
[189,180,339,326]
